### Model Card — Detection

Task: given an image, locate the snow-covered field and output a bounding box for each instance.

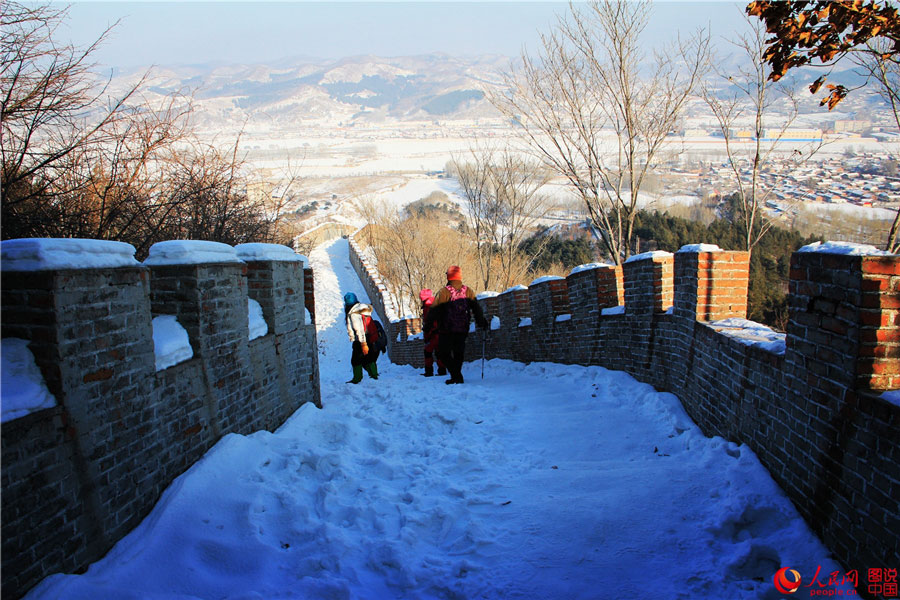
[370,176,467,213]
[800,200,897,221]
[25,238,852,600]
[247,137,485,177]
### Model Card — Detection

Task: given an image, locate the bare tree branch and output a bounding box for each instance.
[488,0,709,264]
[703,17,826,251]
[453,145,553,290]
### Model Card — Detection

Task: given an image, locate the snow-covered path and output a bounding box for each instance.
[27,238,848,600]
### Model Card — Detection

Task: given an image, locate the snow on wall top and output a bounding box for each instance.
[0,238,140,271]
[797,241,895,256]
[501,285,528,295]
[235,243,308,265]
[476,291,500,300]
[570,262,614,275]
[625,250,674,264]
[530,275,565,286]
[677,244,723,253]
[708,317,786,355]
[143,241,242,266]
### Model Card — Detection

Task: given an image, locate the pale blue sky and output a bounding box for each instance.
[60,1,747,69]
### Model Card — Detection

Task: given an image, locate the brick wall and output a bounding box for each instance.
[347,233,404,363]
[355,235,900,593]
[1,244,320,599]
[294,222,357,250]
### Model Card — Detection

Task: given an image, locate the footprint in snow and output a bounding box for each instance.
[357,457,395,481]
[367,436,388,453]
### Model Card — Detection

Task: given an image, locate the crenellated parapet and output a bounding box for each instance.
[346,231,408,363]
[347,233,399,323]
[476,292,501,324]
[786,248,899,392]
[378,240,900,580]
[303,266,316,325]
[1,238,320,599]
[673,246,750,322]
[499,285,531,323]
[623,251,675,315]
[566,263,623,318]
[529,276,569,322]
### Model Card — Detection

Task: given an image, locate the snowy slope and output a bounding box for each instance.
[25,238,851,600]
[130,54,505,127]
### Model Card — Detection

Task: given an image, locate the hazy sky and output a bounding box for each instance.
[60,1,748,69]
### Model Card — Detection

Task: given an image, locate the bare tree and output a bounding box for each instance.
[453,147,494,289]
[256,150,307,246]
[367,215,475,317]
[1,1,287,258]
[63,92,193,241]
[703,18,824,251]
[852,39,900,253]
[746,0,900,253]
[489,0,709,264]
[350,193,392,249]
[150,136,272,253]
[453,146,553,290]
[1,2,145,221]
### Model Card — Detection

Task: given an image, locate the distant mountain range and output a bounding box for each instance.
[110,54,511,131]
[104,54,888,135]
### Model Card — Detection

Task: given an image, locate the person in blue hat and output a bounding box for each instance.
[344,292,380,384]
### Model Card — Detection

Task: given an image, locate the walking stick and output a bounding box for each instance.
[481,328,486,379]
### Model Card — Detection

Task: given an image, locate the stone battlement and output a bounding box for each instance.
[349,234,900,586]
[1,239,320,599]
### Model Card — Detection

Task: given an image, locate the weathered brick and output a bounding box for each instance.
[2,246,321,598]
[369,236,900,586]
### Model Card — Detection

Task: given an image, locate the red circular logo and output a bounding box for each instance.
[774,567,802,594]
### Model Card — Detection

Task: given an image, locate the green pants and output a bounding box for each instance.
[348,362,378,384]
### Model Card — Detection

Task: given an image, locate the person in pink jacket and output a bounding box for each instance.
[419,288,446,378]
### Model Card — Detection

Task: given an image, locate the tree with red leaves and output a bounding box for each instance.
[748,0,900,253]
[747,0,900,109]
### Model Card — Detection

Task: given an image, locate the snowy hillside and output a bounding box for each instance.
[23,238,853,599]
[110,54,506,132]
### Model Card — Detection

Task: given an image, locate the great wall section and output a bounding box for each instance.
[346,227,900,593]
[1,241,320,598]
[1,226,898,598]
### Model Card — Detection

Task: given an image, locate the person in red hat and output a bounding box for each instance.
[425,265,487,384]
[419,288,446,378]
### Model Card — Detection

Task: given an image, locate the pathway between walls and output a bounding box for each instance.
[26,238,850,600]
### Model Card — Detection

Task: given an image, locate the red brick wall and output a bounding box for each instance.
[859,256,900,390]
[364,240,900,586]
